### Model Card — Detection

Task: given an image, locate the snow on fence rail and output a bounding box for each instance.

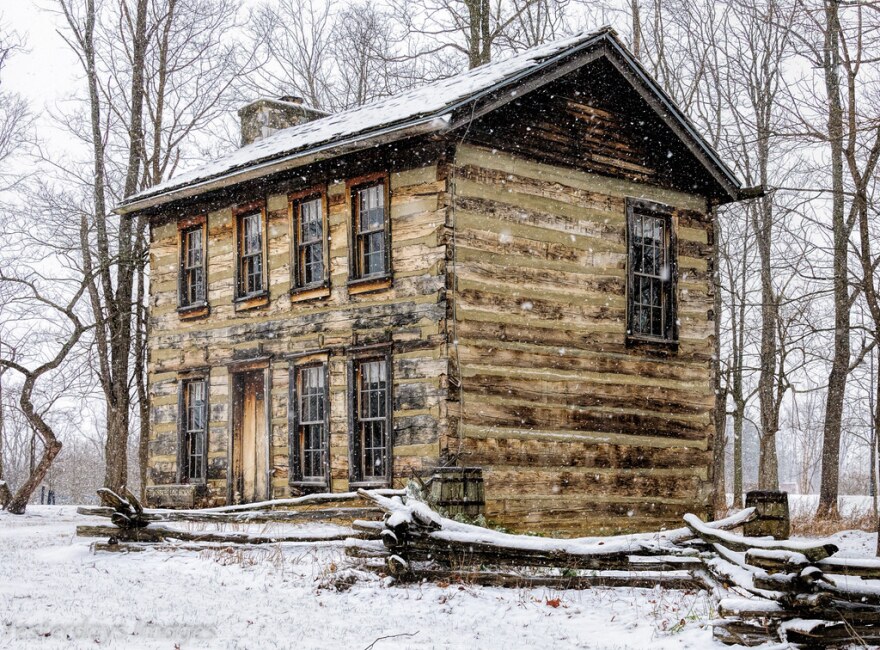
[75,487,399,549]
[351,489,880,648]
[78,487,880,647]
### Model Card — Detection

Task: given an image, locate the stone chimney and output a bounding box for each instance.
[238,96,329,147]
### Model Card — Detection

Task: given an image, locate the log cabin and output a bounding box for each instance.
[117,27,749,535]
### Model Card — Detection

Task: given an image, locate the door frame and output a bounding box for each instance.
[226,357,272,505]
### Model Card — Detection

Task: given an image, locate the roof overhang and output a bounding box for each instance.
[115,117,448,216]
[116,29,745,216]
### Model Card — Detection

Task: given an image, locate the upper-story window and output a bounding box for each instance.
[178,216,207,312]
[180,377,208,483]
[290,189,328,293]
[235,205,267,300]
[350,177,390,282]
[626,198,677,344]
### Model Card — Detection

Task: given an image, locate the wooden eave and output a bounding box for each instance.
[116,29,745,218]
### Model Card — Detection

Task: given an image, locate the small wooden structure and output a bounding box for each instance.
[743,490,790,540]
[117,28,752,534]
[428,467,484,518]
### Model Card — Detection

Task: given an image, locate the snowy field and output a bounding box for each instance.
[788,494,874,518]
[0,506,875,650]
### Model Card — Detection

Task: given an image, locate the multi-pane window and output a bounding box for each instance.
[353,183,388,279]
[182,378,207,482]
[180,226,205,306]
[352,357,390,483]
[238,212,264,297]
[627,200,676,342]
[289,363,328,484]
[294,196,325,288]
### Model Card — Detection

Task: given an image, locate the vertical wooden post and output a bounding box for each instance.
[429,467,485,519]
[743,490,790,540]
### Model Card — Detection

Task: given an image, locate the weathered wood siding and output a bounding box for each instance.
[447,142,715,535]
[147,159,450,505]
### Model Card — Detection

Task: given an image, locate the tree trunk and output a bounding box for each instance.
[0,361,5,484]
[630,0,641,59]
[712,207,727,517]
[875,368,880,556]
[733,400,744,508]
[755,191,779,489]
[817,0,847,519]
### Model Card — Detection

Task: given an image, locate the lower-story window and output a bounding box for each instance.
[180,377,208,483]
[289,361,329,486]
[350,352,391,485]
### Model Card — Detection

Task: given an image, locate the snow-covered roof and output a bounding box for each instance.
[118,27,742,214]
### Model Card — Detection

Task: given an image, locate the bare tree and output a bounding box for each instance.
[329,2,414,108]
[502,0,570,50]
[51,0,246,496]
[0,24,31,193]
[0,269,91,513]
[246,0,336,109]
[390,0,549,70]
[725,0,793,490]
[783,0,879,516]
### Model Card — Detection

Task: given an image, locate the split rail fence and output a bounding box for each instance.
[79,488,880,647]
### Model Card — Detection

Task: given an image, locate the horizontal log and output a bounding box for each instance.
[77,505,382,524]
[744,549,809,574]
[394,537,695,570]
[683,514,838,562]
[77,524,370,544]
[466,399,711,443]
[92,539,353,553]
[818,556,880,580]
[344,538,391,559]
[783,618,880,646]
[711,619,778,647]
[163,489,403,514]
[459,436,710,473]
[391,568,705,591]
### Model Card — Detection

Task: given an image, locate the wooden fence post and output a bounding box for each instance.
[743,490,790,540]
[428,467,485,519]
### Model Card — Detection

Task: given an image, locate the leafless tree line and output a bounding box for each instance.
[1,0,879,528]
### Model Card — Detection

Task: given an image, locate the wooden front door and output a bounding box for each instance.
[232,371,268,503]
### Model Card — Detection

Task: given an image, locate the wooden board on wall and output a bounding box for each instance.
[146,146,452,505]
[448,137,715,535]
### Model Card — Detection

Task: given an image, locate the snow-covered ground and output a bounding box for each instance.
[1,506,876,649]
[788,494,874,519]
[0,507,742,649]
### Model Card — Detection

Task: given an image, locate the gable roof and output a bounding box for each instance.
[117,27,744,215]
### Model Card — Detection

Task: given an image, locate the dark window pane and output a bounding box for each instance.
[184,379,207,481]
[182,227,205,306]
[304,243,323,285]
[359,185,384,231]
[296,198,324,287]
[363,232,385,276]
[629,208,672,338]
[296,365,326,481]
[355,184,386,278]
[356,359,388,481]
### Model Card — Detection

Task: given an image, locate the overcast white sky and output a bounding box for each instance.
[2,2,84,164]
[4,2,78,107]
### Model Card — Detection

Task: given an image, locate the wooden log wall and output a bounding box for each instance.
[446,140,715,535]
[146,156,451,506]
